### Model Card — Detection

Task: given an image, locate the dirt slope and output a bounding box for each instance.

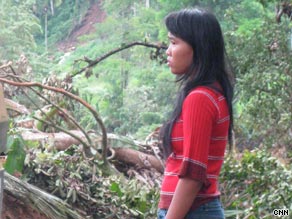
[58,1,106,52]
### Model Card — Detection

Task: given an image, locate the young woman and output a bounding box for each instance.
[158,8,234,219]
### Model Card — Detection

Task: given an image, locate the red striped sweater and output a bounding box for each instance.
[158,86,230,210]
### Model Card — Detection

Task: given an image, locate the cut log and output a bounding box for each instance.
[5,98,30,116]
[16,119,35,129]
[20,130,164,172]
[21,130,95,151]
[113,147,164,173]
[3,172,83,219]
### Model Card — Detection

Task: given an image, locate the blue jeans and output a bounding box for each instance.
[157,198,225,219]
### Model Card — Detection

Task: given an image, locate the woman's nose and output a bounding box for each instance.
[166,46,171,56]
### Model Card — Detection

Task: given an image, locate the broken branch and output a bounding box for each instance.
[71,41,167,77]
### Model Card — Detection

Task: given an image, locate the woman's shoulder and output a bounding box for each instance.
[185,85,226,110]
[188,85,222,100]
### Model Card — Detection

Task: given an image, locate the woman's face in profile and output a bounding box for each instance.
[166,32,193,75]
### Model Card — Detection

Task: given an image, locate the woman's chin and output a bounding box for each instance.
[170,69,184,75]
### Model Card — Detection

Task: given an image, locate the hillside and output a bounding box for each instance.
[57,1,106,52]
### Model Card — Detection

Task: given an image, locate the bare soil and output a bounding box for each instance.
[58,1,106,52]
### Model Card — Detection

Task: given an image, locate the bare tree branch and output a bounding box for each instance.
[32,115,99,159]
[3,72,92,148]
[0,77,108,165]
[71,41,167,77]
[276,2,292,23]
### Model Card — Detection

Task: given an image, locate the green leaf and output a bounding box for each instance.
[110,182,123,197]
[4,135,26,174]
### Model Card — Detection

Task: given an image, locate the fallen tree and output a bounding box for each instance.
[19,129,164,173]
[3,173,83,219]
[0,42,166,218]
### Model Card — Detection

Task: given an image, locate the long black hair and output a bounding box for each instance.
[161,8,235,157]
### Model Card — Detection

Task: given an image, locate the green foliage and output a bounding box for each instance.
[4,135,26,174]
[221,0,268,37]
[53,1,177,137]
[55,0,292,144]
[109,177,160,218]
[0,0,42,60]
[34,0,91,47]
[23,145,159,218]
[225,11,292,148]
[221,149,292,218]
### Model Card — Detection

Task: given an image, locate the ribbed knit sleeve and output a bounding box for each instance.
[178,89,218,187]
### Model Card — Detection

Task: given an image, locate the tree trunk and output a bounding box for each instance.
[50,0,54,15]
[2,172,83,219]
[45,12,48,52]
[20,130,164,172]
[146,0,150,8]
[21,130,96,151]
[113,147,164,173]
[5,98,30,116]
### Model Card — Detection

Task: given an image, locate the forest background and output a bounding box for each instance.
[1,0,292,218]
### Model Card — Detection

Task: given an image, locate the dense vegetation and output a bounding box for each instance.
[1,0,292,218]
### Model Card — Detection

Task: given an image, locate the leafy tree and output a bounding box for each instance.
[221,149,292,218]
[0,0,42,60]
[50,0,177,138]
[224,0,292,150]
[33,0,93,50]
